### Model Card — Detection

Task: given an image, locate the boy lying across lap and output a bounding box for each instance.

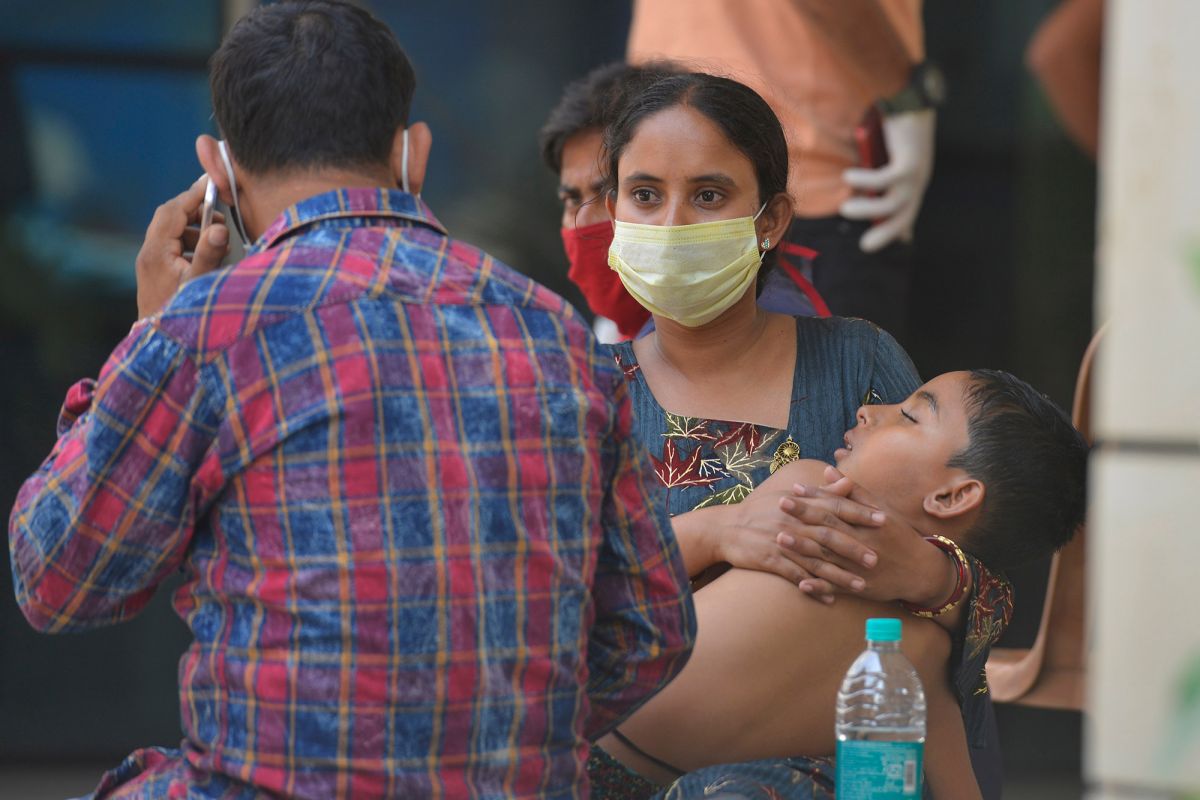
[590,370,1088,799]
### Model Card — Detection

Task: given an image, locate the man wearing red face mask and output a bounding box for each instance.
[541,62,829,343]
[540,62,663,342]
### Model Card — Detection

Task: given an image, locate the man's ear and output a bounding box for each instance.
[196,134,235,206]
[389,122,432,195]
[756,191,795,254]
[923,477,984,520]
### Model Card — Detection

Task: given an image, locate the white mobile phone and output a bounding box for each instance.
[200,177,217,232]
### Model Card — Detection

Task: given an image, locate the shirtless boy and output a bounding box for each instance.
[592,369,1088,799]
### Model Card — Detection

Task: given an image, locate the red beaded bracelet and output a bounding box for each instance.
[900,534,969,619]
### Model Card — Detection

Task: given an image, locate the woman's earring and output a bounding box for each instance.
[760,237,771,250]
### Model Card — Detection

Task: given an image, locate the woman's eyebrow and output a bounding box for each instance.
[688,173,736,187]
[624,171,663,183]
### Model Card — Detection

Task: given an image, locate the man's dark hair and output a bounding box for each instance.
[210,0,415,175]
[952,369,1089,572]
[538,61,678,175]
[601,72,791,288]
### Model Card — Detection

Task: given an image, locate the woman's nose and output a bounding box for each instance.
[661,198,688,228]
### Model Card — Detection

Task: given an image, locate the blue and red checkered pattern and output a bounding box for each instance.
[9,188,696,799]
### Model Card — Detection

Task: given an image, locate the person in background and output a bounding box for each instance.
[539,61,828,344]
[540,62,668,342]
[627,0,943,344]
[1026,0,1104,160]
[7,2,695,797]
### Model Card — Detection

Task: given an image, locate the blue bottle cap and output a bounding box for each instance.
[866,617,902,642]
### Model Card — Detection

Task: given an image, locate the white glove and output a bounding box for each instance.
[840,109,936,253]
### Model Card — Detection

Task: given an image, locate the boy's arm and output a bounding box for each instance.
[925,677,984,800]
[904,622,984,800]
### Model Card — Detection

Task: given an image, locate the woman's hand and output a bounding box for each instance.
[672,473,871,597]
[775,467,956,608]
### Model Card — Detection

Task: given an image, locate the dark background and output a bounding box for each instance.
[0,0,1093,790]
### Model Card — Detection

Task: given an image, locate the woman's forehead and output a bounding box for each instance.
[620,105,755,178]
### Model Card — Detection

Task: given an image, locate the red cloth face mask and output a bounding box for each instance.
[561,220,650,340]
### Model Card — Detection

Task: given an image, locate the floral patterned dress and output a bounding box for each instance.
[606,316,1014,800]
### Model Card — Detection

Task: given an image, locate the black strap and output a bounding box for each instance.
[609,728,686,778]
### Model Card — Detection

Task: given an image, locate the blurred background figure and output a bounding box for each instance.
[627,0,936,344]
[1026,0,1104,159]
[539,62,663,342]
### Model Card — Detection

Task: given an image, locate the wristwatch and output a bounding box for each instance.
[878,60,946,115]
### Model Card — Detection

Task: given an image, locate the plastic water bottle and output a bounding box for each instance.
[835,617,927,799]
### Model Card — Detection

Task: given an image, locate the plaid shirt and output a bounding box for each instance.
[8,188,695,799]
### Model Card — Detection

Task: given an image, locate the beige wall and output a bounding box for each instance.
[1088,0,1200,796]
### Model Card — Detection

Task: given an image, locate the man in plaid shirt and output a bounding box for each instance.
[7,2,695,797]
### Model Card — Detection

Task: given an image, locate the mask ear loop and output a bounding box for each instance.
[218,140,251,245]
[753,201,769,260]
[401,128,412,195]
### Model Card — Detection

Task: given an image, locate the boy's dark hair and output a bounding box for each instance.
[210,0,415,175]
[538,61,678,176]
[600,72,791,289]
[951,369,1089,572]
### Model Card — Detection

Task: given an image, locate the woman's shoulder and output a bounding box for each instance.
[788,314,895,367]
[792,313,886,344]
[789,314,919,400]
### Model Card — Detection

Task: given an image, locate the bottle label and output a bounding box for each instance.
[836,740,923,798]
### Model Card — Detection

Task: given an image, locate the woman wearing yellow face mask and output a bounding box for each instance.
[588,73,1014,799]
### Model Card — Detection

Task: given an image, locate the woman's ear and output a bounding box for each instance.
[389,122,433,195]
[757,191,794,253]
[604,191,617,221]
[923,477,984,520]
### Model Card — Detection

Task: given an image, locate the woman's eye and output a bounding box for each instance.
[632,188,655,203]
[901,409,917,423]
[697,190,720,203]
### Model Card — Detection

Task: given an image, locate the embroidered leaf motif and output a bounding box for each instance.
[716,429,781,484]
[651,438,721,490]
[663,413,717,441]
[698,457,730,479]
[713,422,765,455]
[692,482,753,509]
[612,353,641,383]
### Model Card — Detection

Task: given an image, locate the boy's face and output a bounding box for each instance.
[834,372,973,520]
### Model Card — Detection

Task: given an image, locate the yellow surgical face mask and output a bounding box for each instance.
[607,206,765,327]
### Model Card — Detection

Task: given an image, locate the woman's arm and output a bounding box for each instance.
[773,470,1015,706]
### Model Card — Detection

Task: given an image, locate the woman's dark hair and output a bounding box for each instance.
[210,0,415,175]
[538,61,678,175]
[950,369,1090,572]
[601,72,791,286]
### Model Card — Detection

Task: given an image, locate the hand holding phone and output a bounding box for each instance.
[135,176,230,320]
[842,108,936,253]
[853,107,889,179]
